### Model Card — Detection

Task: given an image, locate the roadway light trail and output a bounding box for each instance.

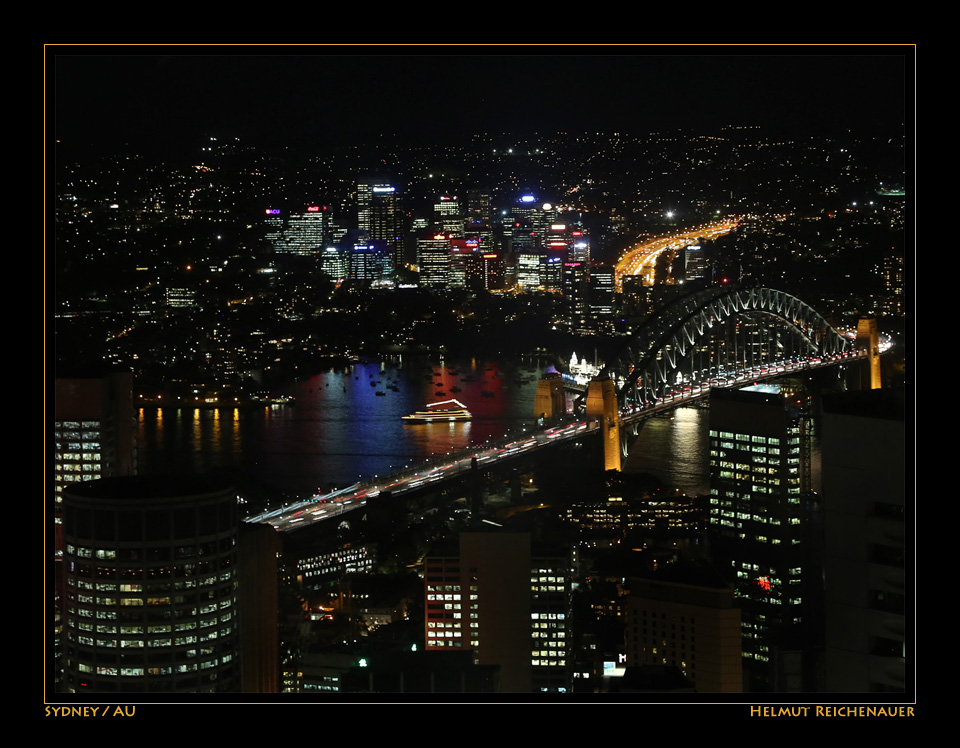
[615,218,740,291]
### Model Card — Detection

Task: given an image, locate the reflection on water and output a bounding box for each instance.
[136,357,547,494]
[138,360,803,500]
[623,407,710,496]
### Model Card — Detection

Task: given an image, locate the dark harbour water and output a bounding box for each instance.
[137,357,571,495]
[135,355,748,500]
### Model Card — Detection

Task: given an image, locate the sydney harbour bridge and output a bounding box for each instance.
[247,285,882,532]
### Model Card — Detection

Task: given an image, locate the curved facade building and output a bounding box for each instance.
[60,476,240,693]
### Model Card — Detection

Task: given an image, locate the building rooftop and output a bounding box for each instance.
[822,387,905,421]
[64,474,233,501]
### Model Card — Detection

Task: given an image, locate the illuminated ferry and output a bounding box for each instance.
[402,398,472,423]
[567,351,603,386]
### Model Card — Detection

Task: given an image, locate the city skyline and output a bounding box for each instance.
[48,42,912,709]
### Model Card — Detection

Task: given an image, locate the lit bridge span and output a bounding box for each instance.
[247,286,879,532]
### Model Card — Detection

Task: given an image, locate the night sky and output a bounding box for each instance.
[50,46,910,158]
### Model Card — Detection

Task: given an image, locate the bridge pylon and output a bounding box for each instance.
[586,377,621,472]
[855,315,882,389]
[535,372,566,425]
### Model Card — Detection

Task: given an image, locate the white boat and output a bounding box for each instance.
[402,398,472,423]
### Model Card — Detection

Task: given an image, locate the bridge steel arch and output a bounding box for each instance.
[597,286,849,410]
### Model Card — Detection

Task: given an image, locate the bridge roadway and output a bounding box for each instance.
[614,218,740,290]
[245,350,864,533]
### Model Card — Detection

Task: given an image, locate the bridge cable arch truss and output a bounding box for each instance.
[593,286,849,410]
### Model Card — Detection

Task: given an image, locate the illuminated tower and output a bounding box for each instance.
[561,260,590,333]
[507,196,540,291]
[535,371,566,424]
[516,248,542,290]
[684,244,705,281]
[465,188,492,226]
[586,377,621,472]
[589,266,616,334]
[433,195,463,236]
[707,388,818,692]
[542,223,571,291]
[480,251,505,291]
[882,253,904,315]
[418,233,452,289]
[357,178,402,272]
[569,228,590,265]
[274,205,332,256]
[264,207,284,244]
[855,315,882,389]
[532,202,559,247]
[321,245,348,282]
[60,475,241,694]
[449,238,484,290]
[348,241,393,282]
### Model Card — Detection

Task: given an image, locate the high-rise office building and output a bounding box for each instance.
[165,287,197,309]
[516,250,543,291]
[465,188,492,226]
[480,251,505,291]
[532,202,559,247]
[321,245,348,282]
[626,566,742,693]
[265,205,332,257]
[279,206,332,256]
[821,389,906,692]
[542,224,571,292]
[238,522,281,693]
[417,233,452,289]
[433,195,463,236]
[621,274,654,317]
[54,371,137,529]
[263,207,285,246]
[60,475,241,694]
[53,370,137,692]
[506,195,538,237]
[589,266,616,333]
[348,241,393,282]
[882,253,904,316]
[357,178,402,272]
[528,551,570,692]
[707,388,818,691]
[561,260,590,333]
[684,244,705,281]
[425,532,570,692]
[450,239,483,290]
[570,230,590,265]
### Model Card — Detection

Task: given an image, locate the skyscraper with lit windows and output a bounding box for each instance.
[54,371,137,533]
[60,475,241,694]
[357,178,402,272]
[425,532,570,693]
[433,195,463,236]
[589,266,616,333]
[272,205,332,256]
[53,370,137,692]
[417,233,452,288]
[707,387,818,691]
